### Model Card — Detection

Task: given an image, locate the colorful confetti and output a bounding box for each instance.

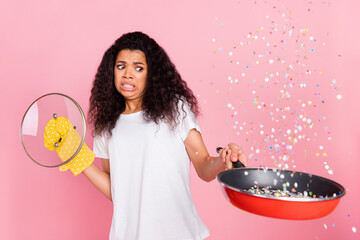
[211,2,342,176]
[245,185,314,199]
[208,1,352,238]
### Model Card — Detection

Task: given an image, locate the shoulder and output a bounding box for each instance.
[177,99,195,116]
[176,99,200,140]
[94,130,111,143]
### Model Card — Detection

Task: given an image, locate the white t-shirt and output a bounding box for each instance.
[93,103,210,240]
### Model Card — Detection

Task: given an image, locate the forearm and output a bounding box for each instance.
[83,164,112,201]
[195,155,226,182]
[185,129,246,182]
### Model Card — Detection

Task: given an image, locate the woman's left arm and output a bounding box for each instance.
[184,129,247,182]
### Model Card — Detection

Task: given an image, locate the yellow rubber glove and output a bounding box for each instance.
[44,116,95,176]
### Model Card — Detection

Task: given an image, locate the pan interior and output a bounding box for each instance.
[218,168,345,200]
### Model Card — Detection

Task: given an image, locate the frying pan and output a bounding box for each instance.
[217,165,346,220]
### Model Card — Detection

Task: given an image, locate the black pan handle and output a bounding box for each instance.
[216,147,245,168]
[233,161,245,168]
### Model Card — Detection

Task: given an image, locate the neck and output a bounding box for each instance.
[123,100,142,114]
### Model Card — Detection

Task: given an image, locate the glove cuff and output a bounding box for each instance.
[60,143,95,176]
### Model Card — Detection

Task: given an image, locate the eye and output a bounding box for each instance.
[116,65,125,70]
[135,66,143,72]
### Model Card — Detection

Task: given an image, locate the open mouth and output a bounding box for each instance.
[121,83,136,91]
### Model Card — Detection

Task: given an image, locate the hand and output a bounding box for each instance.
[44,116,95,176]
[217,143,247,169]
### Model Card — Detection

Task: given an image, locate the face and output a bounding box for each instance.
[114,49,148,104]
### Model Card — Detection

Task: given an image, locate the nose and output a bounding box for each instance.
[123,68,133,79]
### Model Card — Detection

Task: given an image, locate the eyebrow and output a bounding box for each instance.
[116,60,145,65]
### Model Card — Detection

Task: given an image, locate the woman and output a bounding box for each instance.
[84,32,247,240]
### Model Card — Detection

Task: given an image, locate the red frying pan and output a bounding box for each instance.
[217,166,345,220]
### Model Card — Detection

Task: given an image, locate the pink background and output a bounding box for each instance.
[1,0,359,239]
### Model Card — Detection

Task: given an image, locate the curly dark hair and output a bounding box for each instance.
[88,31,199,136]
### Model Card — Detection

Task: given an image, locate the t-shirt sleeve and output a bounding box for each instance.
[93,133,110,159]
[178,101,201,141]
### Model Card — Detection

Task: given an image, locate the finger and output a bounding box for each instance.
[230,154,238,163]
[230,148,241,162]
[228,145,241,159]
[225,149,232,169]
[227,144,238,153]
[236,148,243,162]
[219,146,229,163]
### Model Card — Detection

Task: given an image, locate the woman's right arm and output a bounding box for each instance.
[83,158,112,201]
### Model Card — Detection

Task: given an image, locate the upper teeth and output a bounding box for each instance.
[123,84,134,87]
